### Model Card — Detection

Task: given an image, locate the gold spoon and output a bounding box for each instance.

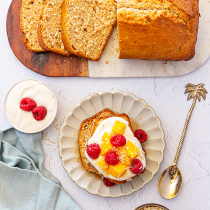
[158,83,208,199]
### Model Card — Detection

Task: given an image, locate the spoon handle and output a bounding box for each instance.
[173,98,196,165]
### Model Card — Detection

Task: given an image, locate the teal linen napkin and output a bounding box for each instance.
[0,128,81,210]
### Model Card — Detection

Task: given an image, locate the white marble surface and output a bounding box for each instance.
[1,1,210,210]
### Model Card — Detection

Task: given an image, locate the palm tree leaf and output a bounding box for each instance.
[185,89,190,94]
[201,88,208,94]
[185,88,196,93]
[187,92,193,101]
[198,83,205,87]
[196,94,201,102]
[186,85,196,89]
[186,83,195,88]
[186,85,196,90]
[201,92,206,101]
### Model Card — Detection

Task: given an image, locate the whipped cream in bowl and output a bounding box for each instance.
[4,79,57,133]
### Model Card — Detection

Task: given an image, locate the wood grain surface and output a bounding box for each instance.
[6,0,89,77]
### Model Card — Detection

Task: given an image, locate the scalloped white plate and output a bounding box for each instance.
[59,91,165,197]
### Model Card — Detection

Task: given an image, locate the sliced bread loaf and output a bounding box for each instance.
[61,0,117,61]
[20,0,46,52]
[38,0,70,55]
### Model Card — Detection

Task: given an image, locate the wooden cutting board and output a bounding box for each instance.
[6,0,88,77]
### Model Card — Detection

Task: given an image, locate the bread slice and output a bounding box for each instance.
[79,109,144,185]
[61,0,117,61]
[38,0,70,55]
[118,0,199,61]
[20,0,46,52]
[79,108,114,176]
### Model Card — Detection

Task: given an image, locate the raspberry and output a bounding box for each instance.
[20,98,37,111]
[130,159,143,174]
[110,134,126,147]
[32,106,47,121]
[134,129,148,143]
[103,178,115,187]
[105,152,119,165]
[86,144,100,159]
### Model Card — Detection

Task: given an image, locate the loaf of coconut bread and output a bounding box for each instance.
[20,0,200,61]
[118,0,199,61]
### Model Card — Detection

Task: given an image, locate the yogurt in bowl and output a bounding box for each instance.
[4,79,57,133]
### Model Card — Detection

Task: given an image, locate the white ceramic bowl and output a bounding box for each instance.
[59,91,165,197]
[4,79,58,133]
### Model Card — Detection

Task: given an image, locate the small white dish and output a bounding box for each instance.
[59,91,165,197]
[4,79,57,133]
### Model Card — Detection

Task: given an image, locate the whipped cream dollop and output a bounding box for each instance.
[5,80,57,132]
[85,117,146,181]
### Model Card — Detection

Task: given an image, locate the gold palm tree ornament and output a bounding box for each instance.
[158,83,208,199]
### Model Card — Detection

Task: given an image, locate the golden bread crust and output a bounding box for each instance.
[61,0,76,55]
[20,0,46,52]
[170,0,199,17]
[78,109,114,176]
[118,0,199,61]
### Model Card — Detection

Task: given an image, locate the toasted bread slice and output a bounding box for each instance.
[20,0,46,52]
[79,109,144,185]
[61,0,117,61]
[79,108,114,176]
[38,0,70,55]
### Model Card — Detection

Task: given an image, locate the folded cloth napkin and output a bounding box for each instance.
[0,128,81,210]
